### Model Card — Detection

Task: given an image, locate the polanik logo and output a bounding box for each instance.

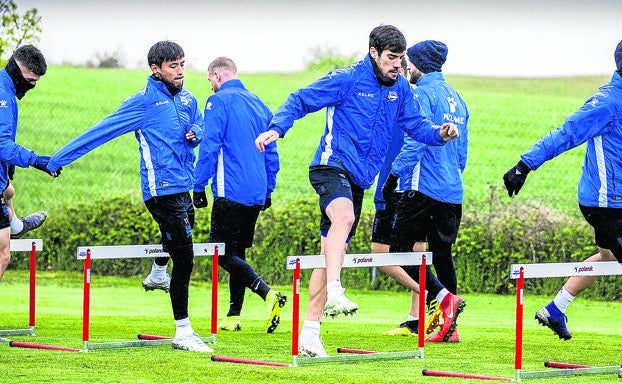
[352,256,373,264]
[574,265,594,273]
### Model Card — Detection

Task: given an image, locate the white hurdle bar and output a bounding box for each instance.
[0,239,43,337]
[510,262,622,381]
[211,251,432,367]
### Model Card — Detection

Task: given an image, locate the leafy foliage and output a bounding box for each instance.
[0,0,41,60]
[9,193,622,301]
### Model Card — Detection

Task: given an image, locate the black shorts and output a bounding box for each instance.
[308,165,364,239]
[0,196,9,230]
[390,190,462,252]
[144,192,195,250]
[209,197,262,249]
[371,191,402,245]
[579,204,622,262]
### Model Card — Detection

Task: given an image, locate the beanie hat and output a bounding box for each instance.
[407,40,448,74]
[615,40,622,72]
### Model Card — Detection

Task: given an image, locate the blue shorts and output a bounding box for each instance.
[579,204,622,262]
[308,165,364,240]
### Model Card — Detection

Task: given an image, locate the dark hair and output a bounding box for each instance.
[369,25,406,55]
[147,41,184,67]
[13,44,47,75]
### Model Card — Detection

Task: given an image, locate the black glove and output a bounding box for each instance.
[8,164,15,180]
[262,197,272,211]
[33,156,60,177]
[503,160,531,197]
[193,191,208,208]
[382,174,398,201]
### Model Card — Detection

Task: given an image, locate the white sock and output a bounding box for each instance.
[174,317,193,338]
[10,216,23,235]
[436,288,450,304]
[326,279,343,298]
[301,320,321,337]
[150,262,168,281]
[407,315,418,322]
[553,287,575,313]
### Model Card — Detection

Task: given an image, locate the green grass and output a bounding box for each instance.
[1,271,621,383]
[10,66,611,220]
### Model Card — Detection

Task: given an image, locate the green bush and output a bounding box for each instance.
[9,195,622,301]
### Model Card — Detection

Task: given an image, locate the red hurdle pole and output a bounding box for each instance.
[291,258,301,358]
[417,254,427,348]
[9,340,81,353]
[545,361,593,369]
[29,241,37,329]
[211,246,219,338]
[514,267,525,374]
[422,369,512,381]
[82,249,91,349]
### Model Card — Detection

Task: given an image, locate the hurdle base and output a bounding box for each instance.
[0,326,35,337]
[520,366,620,380]
[294,349,423,366]
[84,334,217,351]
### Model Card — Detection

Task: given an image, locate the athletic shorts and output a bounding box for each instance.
[579,204,622,262]
[0,196,9,230]
[308,165,364,239]
[390,190,462,252]
[371,191,402,245]
[209,197,262,249]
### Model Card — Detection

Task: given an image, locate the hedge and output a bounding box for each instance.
[8,195,622,301]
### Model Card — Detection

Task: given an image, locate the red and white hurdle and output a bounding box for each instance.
[212,251,431,367]
[0,239,43,337]
[423,260,622,381]
[9,242,224,352]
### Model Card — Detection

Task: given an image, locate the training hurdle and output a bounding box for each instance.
[9,242,223,352]
[212,251,431,367]
[423,261,622,381]
[0,239,43,337]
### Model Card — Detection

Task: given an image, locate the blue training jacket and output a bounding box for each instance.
[48,76,204,201]
[391,72,469,204]
[0,69,40,190]
[194,79,279,206]
[521,71,622,208]
[269,54,445,189]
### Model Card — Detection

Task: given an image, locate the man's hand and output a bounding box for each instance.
[382,174,398,200]
[255,129,280,152]
[261,197,272,211]
[193,191,208,208]
[439,123,459,141]
[33,156,60,177]
[503,160,531,197]
[8,164,15,180]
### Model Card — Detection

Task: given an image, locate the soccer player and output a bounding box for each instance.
[193,57,286,334]
[504,40,622,341]
[0,45,57,281]
[47,41,211,352]
[255,25,458,357]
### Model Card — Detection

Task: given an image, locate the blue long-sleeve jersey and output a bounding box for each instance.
[48,76,204,201]
[194,79,279,206]
[521,71,622,208]
[269,54,445,189]
[391,72,469,204]
[0,70,40,190]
